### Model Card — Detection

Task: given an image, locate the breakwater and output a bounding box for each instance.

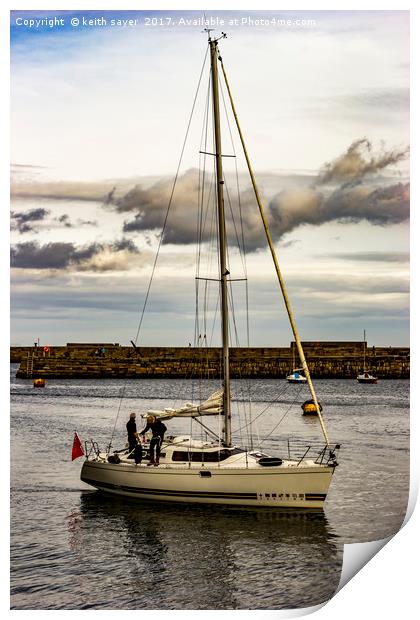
[12,342,409,379]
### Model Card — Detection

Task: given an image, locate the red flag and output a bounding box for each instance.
[72,432,84,461]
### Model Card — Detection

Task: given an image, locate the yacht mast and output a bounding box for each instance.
[209,35,231,447]
[363,329,366,372]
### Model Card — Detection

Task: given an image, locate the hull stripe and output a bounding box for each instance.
[81,476,326,501]
[82,476,257,499]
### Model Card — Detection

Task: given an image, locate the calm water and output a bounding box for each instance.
[10,365,409,609]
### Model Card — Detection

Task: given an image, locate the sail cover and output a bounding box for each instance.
[145,388,224,420]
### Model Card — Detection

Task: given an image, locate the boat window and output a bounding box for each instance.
[171,448,243,462]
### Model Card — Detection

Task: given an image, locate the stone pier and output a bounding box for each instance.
[12,341,410,379]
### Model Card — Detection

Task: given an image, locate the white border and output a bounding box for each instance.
[3,2,417,619]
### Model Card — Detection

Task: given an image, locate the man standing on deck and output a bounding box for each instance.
[140,415,167,466]
[126,412,139,459]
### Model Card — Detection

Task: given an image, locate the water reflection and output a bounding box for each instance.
[70,491,343,610]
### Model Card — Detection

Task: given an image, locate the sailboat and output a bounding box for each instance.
[80,33,339,509]
[286,342,307,383]
[357,330,378,384]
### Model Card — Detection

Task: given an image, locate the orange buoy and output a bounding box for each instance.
[33,377,46,388]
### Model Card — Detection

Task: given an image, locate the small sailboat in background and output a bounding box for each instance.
[357,330,378,384]
[286,342,307,383]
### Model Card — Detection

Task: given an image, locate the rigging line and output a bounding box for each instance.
[227,280,240,348]
[200,183,216,347]
[209,288,220,347]
[223,175,246,274]
[195,76,211,350]
[134,44,209,347]
[196,74,211,279]
[231,380,294,435]
[219,73,251,441]
[108,46,209,452]
[200,175,217,351]
[258,384,305,447]
[219,74,248,274]
[197,179,215,348]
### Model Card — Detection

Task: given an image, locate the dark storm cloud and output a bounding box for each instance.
[11,241,96,269]
[10,239,142,272]
[11,207,50,233]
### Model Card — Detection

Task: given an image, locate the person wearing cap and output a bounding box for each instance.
[140,415,167,466]
[126,412,139,458]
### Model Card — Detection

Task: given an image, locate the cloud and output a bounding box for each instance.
[10,140,410,250]
[323,182,410,224]
[317,138,409,185]
[118,169,265,249]
[322,251,409,263]
[267,182,409,238]
[10,239,147,272]
[76,219,98,227]
[10,180,115,202]
[57,214,72,228]
[281,239,301,249]
[289,272,409,296]
[115,142,409,248]
[11,208,99,235]
[11,207,50,233]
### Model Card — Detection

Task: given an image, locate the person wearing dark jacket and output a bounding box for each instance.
[126,412,139,459]
[140,415,167,466]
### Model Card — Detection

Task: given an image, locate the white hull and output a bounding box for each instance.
[286,371,307,383]
[81,459,334,509]
[357,373,378,384]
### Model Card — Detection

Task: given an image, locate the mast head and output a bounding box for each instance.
[202,27,215,41]
[203,29,227,45]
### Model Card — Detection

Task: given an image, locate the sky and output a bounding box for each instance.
[10,9,410,347]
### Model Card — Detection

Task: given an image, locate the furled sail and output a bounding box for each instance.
[145,388,224,420]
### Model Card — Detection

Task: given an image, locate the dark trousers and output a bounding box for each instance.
[128,441,137,459]
[149,436,163,461]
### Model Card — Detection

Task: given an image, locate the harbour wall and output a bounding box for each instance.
[12,342,410,379]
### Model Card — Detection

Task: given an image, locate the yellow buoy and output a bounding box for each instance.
[33,377,46,388]
[301,399,322,416]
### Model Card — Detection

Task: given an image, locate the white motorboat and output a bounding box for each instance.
[286,343,308,383]
[80,32,339,509]
[357,372,378,384]
[287,370,308,383]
